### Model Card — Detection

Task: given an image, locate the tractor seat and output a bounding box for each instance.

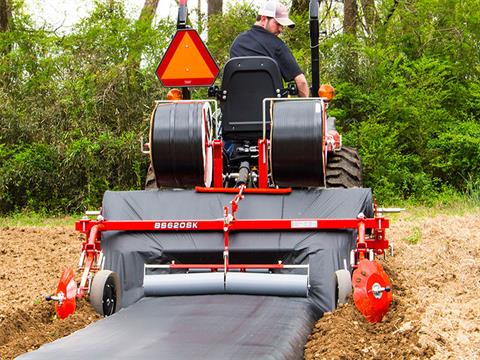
[220,56,283,142]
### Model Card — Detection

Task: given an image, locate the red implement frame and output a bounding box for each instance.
[74,185,389,294]
[54,184,391,322]
[205,138,275,191]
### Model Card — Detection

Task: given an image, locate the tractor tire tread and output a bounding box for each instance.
[326,147,363,188]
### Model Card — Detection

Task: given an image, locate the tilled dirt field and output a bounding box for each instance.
[1,210,479,359]
[305,211,480,360]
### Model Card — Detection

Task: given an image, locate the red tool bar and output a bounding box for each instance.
[76,217,389,233]
[229,218,389,230]
[195,187,292,194]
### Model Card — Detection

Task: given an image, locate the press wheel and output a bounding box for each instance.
[335,269,352,306]
[90,270,122,316]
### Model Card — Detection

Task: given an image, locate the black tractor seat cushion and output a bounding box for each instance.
[220,56,283,142]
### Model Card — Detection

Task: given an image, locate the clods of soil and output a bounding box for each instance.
[0,226,101,359]
[305,212,480,360]
[1,211,479,359]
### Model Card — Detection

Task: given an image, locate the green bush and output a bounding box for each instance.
[1,0,479,213]
[0,135,148,213]
[207,2,257,67]
[0,144,63,212]
[428,120,480,189]
[62,132,148,211]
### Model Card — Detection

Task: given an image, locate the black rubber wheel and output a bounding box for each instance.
[90,270,122,316]
[326,147,363,188]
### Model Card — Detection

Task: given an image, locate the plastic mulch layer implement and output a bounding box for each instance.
[47,185,393,324]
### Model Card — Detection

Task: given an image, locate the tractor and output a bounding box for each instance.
[47,0,392,329]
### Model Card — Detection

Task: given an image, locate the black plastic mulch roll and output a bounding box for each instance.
[150,102,208,187]
[270,100,324,187]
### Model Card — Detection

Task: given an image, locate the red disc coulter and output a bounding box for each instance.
[353,259,392,323]
[54,268,77,319]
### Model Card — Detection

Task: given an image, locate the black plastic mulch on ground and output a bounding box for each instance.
[19,295,317,359]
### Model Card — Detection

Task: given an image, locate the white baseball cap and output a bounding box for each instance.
[258,0,295,28]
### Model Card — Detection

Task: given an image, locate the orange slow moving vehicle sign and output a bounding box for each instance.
[156,29,219,87]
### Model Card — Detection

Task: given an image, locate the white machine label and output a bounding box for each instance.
[291,220,317,229]
[315,103,321,113]
[154,221,198,230]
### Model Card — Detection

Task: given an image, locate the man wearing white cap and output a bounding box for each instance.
[230,0,309,97]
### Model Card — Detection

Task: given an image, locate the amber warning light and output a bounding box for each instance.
[156,29,219,87]
[318,84,335,101]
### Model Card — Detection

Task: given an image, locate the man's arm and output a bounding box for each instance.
[294,73,309,97]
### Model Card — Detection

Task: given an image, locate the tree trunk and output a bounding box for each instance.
[139,0,159,23]
[196,0,203,35]
[127,0,160,70]
[0,0,11,32]
[343,0,357,36]
[360,0,377,33]
[384,0,400,26]
[207,0,222,17]
[343,0,358,80]
[291,0,309,14]
[207,0,221,43]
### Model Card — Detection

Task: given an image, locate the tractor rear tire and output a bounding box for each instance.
[145,163,158,190]
[90,270,122,317]
[326,147,363,188]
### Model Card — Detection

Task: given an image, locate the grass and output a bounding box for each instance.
[380,189,480,220]
[1,193,479,228]
[404,226,422,245]
[404,203,480,219]
[0,212,80,228]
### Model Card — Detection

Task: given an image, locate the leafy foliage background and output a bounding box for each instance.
[0,0,479,213]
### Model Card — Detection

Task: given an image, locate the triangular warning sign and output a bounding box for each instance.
[156,29,219,87]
